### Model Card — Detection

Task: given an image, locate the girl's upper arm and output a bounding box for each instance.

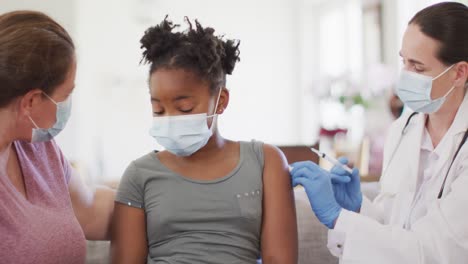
[112,161,148,263]
[260,144,298,264]
[111,203,148,264]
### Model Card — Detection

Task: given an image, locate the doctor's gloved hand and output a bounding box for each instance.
[330,157,363,213]
[290,161,342,229]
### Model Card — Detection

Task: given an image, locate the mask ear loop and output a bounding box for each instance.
[28,92,59,129]
[207,88,223,130]
[432,64,457,100]
[207,87,223,118]
[441,85,457,98]
[42,92,58,105]
[432,64,455,81]
[432,64,455,98]
[28,116,40,129]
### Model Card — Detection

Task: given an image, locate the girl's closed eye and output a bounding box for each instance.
[176,100,195,114]
[153,105,164,115]
[179,108,193,113]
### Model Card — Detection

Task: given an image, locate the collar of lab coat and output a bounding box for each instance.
[445,91,468,136]
[405,91,468,192]
[420,91,468,136]
[405,113,425,192]
[380,91,468,194]
[415,91,468,134]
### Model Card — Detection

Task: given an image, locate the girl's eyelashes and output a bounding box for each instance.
[153,107,164,115]
[152,108,194,115]
[179,108,193,113]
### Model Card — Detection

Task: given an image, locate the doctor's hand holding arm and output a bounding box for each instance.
[292,2,468,264]
[290,159,361,228]
[290,161,344,229]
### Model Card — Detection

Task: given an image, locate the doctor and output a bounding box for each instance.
[290,2,468,263]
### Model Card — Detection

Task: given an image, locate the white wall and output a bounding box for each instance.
[5,0,463,182]
[73,0,309,181]
[1,0,312,182]
[0,0,362,182]
[383,0,468,72]
[0,0,76,33]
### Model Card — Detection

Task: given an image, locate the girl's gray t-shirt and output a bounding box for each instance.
[116,141,264,264]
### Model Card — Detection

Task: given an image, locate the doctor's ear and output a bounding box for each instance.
[19,89,45,115]
[216,88,230,114]
[454,62,468,87]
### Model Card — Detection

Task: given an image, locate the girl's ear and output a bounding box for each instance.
[216,88,229,114]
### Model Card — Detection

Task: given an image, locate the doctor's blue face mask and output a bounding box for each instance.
[396,65,455,114]
[149,88,223,157]
[28,93,72,143]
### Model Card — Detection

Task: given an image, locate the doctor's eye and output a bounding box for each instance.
[413,66,425,73]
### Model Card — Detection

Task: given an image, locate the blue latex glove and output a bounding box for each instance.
[290,161,342,229]
[330,157,363,213]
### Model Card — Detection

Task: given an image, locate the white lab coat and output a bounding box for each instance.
[328,92,468,264]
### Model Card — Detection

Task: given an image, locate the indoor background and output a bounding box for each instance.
[2,0,467,185]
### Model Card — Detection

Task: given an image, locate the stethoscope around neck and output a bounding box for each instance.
[382,112,468,200]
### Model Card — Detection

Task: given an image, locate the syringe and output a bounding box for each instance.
[310,147,353,174]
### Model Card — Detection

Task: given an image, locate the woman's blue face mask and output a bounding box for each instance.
[28,93,72,143]
[396,65,455,114]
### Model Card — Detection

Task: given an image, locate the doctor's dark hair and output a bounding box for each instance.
[409,2,468,66]
[140,16,240,93]
[0,10,75,108]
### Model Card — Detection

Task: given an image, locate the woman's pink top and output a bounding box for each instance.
[0,140,86,264]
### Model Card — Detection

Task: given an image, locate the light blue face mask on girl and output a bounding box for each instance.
[396,64,455,114]
[28,93,72,143]
[149,89,222,157]
[149,113,216,156]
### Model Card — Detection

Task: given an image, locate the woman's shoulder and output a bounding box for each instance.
[14,140,63,162]
[14,140,71,184]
